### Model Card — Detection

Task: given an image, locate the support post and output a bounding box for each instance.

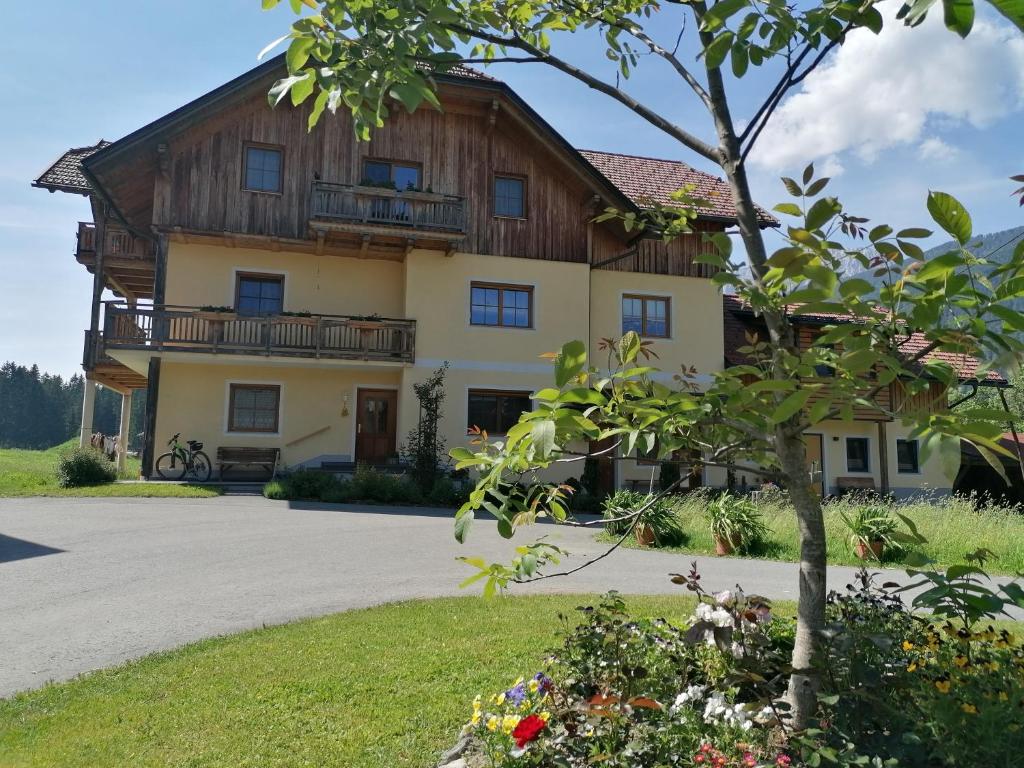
[117,390,133,474]
[877,421,890,497]
[87,212,107,364]
[79,378,97,448]
[141,358,161,479]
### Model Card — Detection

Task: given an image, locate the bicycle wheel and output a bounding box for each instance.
[188,451,212,482]
[155,451,187,480]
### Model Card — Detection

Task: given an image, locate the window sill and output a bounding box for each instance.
[224,431,281,438]
[241,188,283,196]
[493,215,528,221]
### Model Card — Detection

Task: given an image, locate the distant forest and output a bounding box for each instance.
[0,362,146,451]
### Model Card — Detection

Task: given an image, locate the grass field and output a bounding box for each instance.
[0,594,714,768]
[601,491,1024,575]
[0,441,221,498]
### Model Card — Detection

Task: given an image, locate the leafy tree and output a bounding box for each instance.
[262,0,1024,728]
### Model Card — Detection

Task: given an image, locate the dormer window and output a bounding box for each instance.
[243,144,283,193]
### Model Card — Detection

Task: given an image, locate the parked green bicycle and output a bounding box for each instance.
[155,433,211,482]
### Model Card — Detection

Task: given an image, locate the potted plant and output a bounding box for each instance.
[839,505,901,560]
[601,490,685,548]
[347,313,386,331]
[706,494,769,555]
[195,305,236,321]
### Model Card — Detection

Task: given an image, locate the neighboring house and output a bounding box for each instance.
[33,56,774,485]
[721,295,1007,498]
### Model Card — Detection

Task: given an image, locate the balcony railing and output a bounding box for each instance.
[77,222,154,261]
[310,181,467,233]
[102,304,416,363]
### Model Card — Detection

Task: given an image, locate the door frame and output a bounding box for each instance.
[353,385,399,464]
[804,432,825,497]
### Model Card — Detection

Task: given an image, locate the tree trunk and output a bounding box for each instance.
[692,4,828,726]
[777,426,828,726]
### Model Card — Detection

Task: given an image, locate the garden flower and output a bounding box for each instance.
[776,755,792,767]
[935,678,951,694]
[505,682,527,706]
[962,703,978,714]
[672,684,706,710]
[485,715,499,732]
[511,713,546,748]
[501,714,521,734]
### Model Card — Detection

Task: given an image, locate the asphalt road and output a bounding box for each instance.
[0,495,996,697]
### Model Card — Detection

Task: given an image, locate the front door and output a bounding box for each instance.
[355,389,397,465]
[805,433,825,497]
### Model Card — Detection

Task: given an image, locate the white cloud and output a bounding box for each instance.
[750,7,1024,171]
[917,136,961,162]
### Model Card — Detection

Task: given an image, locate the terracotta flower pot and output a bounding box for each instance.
[635,524,656,547]
[855,540,884,560]
[714,533,742,556]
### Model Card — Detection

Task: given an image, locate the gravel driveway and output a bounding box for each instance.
[0,495,991,697]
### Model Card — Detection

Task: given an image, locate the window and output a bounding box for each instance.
[467,390,532,435]
[229,384,280,433]
[470,283,533,328]
[243,145,283,193]
[897,439,920,474]
[362,159,421,190]
[494,175,526,218]
[622,295,670,338]
[236,273,284,316]
[846,437,870,473]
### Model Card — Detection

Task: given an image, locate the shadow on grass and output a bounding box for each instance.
[738,538,787,559]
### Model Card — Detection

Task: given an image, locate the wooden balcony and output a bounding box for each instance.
[310,181,467,235]
[101,304,416,364]
[76,222,156,300]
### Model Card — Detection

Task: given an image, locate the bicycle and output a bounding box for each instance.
[155,433,211,482]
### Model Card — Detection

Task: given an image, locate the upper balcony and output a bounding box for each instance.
[308,181,467,254]
[102,303,416,364]
[76,222,156,300]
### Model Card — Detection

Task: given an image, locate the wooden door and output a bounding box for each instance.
[355,389,397,465]
[588,437,617,497]
[805,434,825,497]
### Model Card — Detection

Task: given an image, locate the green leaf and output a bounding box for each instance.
[771,390,813,423]
[702,0,750,30]
[731,44,749,78]
[839,278,874,298]
[896,227,932,239]
[773,202,802,217]
[987,0,1024,32]
[802,163,814,185]
[531,420,556,458]
[290,73,314,106]
[454,510,474,543]
[915,250,966,282]
[704,31,735,69]
[286,36,314,72]
[781,177,803,197]
[555,340,587,387]
[927,191,972,245]
[804,177,830,196]
[942,0,975,36]
[805,197,841,231]
[390,82,426,113]
[307,89,328,131]
[618,332,641,365]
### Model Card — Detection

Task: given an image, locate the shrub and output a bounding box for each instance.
[427,475,471,507]
[602,489,686,546]
[837,505,902,557]
[56,447,117,488]
[262,480,289,500]
[705,494,769,553]
[284,468,341,500]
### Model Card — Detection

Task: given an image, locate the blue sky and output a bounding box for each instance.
[1,1,1022,379]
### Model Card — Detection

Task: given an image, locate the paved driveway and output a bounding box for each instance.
[0,495,985,697]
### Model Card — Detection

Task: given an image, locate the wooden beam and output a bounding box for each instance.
[153,232,168,306]
[105,271,136,303]
[87,210,107,367]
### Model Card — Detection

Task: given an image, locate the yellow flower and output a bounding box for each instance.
[471,711,482,726]
[486,715,499,732]
[954,655,969,668]
[496,692,506,706]
[999,691,1009,702]
[501,715,521,734]
[902,640,915,651]
[907,662,918,673]
[987,660,1000,672]
[935,679,951,694]
[528,679,540,693]
[539,711,551,723]
[961,703,978,714]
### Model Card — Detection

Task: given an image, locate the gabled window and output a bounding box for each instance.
[243,144,283,193]
[229,384,280,433]
[470,283,533,328]
[622,295,670,338]
[467,390,532,435]
[846,437,870,473]
[494,175,526,218]
[362,159,421,190]
[236,273,284,316]
[897,439,920,474]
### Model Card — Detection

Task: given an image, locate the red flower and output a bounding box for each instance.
[511,714,546,748]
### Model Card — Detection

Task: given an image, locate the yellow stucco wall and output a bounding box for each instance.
[164,242,406,318]
[153,360,401,471]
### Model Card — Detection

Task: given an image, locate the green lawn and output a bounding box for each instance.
[0,594,711,768]
[0,441,221,498]
[602,492,1024,574]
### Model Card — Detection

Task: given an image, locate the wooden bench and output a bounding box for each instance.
[216,447,280,479]
[836,476,876,496]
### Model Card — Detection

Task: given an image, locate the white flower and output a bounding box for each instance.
[714,589,734,604]
[672,685,706,710]
[710,607,733,628]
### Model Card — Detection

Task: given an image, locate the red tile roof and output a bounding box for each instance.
[722,294,1005,383]
[579,149,777,226]
[32,141,109,194]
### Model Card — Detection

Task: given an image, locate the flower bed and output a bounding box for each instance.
[442,568,1024,767]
